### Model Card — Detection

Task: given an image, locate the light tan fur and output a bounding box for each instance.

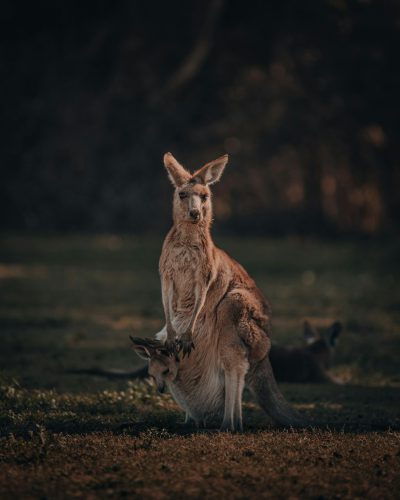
[135,153,303,431]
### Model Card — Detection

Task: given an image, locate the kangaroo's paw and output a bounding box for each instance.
[178,333,195,357]
[182,340,195,357]
[164,338,179,355]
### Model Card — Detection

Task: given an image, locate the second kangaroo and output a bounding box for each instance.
[270,321,343,383]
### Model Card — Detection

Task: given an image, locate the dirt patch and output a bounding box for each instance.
[1,431,399,499]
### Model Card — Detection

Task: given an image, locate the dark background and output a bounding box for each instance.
[1,0,399,235]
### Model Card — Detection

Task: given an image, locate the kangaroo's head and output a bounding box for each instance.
[303,321,342,370]
[130,336,179,393]
[163,152,228,226]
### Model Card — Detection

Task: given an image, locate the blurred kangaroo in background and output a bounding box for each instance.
[270,321,343,383]
[153,152,303,430]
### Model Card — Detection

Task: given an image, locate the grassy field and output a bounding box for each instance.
[0,235,399,499]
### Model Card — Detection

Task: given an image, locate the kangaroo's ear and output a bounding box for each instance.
[163,152,191,187]
[129,336,153,360]
[193,154,229,186]
[132,344,152,360]
[303,320,319,345]
[327,322,342,347]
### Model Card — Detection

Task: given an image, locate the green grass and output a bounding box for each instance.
[0,235,399,498]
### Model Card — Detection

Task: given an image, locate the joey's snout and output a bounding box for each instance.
[157,381,166,394]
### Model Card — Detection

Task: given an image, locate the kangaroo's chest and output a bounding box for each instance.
[161,244,210,307]
[164,244,205,274]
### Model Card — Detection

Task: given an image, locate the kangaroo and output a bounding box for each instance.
[130,335,301,429]
[270,321,343,383]
[155,152,303,430]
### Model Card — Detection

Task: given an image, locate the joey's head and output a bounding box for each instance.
[163,152,228,226]
[130,336,179,393]
[303,321,342,370]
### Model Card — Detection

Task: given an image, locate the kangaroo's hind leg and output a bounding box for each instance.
[220,369,242,431]
[217,290,270,432]
[220,348,249,432]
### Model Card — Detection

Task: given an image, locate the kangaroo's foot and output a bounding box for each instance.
[219,418,242,432]
[195,419,208,429]
[219,420,235,432]
[235,416,243,433]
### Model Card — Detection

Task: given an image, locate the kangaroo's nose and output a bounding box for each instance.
[189,209,200,220]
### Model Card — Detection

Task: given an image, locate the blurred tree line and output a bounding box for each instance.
[1,0,399,235]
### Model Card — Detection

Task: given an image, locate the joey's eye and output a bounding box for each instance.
[162,368,169,375]
[179,192,188,200]
[200,194,208,202]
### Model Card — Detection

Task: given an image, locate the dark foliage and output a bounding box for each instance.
[1,0,399,234]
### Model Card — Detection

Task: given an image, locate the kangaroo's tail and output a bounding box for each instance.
[248,356,305,427]
[67,365,148,380]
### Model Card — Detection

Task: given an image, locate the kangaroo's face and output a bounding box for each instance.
[147,355,178,393]
[303,321,342,370]
[173,182,211,225]
[130,337,179,393]
[163,152,228,226]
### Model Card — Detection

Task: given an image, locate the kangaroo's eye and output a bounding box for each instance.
[162,368,169,375]
[201,194,208,202]
[179,192,188,200]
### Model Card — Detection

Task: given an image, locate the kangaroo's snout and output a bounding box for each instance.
[189,209,200,221]
[157,382,166,394]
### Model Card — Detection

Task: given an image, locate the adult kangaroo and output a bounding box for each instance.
[157,152,303,430]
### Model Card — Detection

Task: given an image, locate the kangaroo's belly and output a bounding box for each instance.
[168,362,225,423]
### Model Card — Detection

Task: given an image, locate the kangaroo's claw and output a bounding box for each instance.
[177,336,195,357]
[165,338,179,355]
[182,341,195,357]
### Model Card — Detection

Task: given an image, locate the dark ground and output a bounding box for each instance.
[0,235,399,498]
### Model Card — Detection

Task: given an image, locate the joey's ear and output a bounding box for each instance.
[129,336,153,360]
[132,345,152,360]
[327,322,342,347]
[192,154,229,185]
[303,321,319,345]
[163,152,191,187]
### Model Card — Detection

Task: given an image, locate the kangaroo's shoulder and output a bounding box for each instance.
[215,247,260,290]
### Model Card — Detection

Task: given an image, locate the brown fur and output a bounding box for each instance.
[139,152,304,430]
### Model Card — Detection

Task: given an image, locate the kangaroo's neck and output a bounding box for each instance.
[171,220,214,250]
